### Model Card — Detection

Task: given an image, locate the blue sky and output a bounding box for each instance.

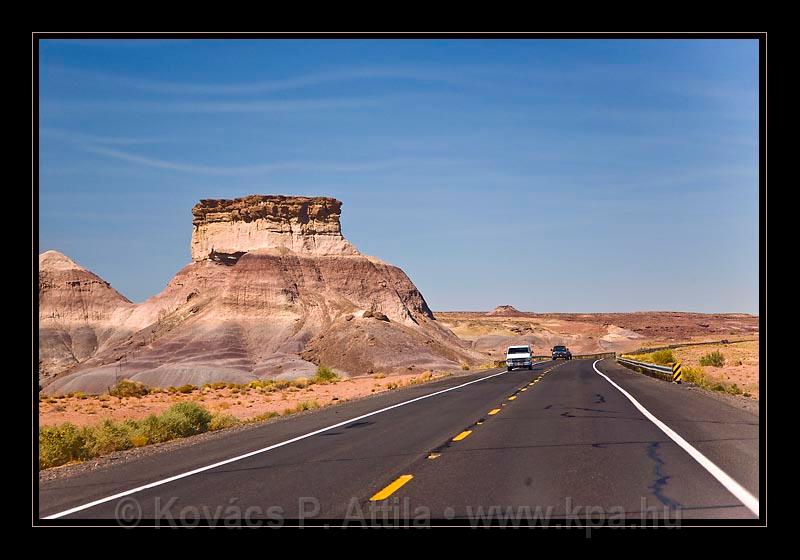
[38,39,759,313]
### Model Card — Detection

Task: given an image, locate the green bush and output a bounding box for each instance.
[127,415,171,445]
[727,383,743,396]
[649,350,676,365]
[252,411,280,422]
[681,366,707,386]
[209,413,240,431]
[108,379,150,398]
[700,351,725,367]
[39,402,218,470]
[204,382,228,390]
[247,379,275,390]
[39,423,89,469]
[176,384,196,394]
[283,400,320,415]
[159,401,212,437]
[314,365,339,384]
[84,419,132,456]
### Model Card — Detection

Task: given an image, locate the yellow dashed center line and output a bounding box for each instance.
[427,453,441,460]
[452,430,472,441]
[508,396,517,401]
[520,388,527,391]
[488,408,501,415]
[370,475,414,501]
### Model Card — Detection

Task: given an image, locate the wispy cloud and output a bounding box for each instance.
[65,141,463,177]
[40,95,415,115]
[44,65,470,96]
[40,127,177,146]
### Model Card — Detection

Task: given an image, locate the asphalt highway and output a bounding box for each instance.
[38,358,760,524]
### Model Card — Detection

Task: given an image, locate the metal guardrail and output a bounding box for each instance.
[617,356,675,382]
[573,352,617,360]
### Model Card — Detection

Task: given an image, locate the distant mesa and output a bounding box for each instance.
[38,195,485,394]
[486,305,528,317]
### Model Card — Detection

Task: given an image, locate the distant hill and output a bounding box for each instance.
[486,305,528,317]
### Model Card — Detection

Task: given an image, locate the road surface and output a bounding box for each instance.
[38,358,760,524]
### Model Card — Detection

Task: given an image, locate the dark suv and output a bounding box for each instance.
[552,345,572,360]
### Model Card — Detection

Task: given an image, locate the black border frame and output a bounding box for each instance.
[32,31,767,529]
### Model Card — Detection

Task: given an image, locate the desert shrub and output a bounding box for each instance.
[649,350,676,365]
[252,411,280,422]
[700,351,725,367]
[108,379,150,398]
[39,402,217,470]
[386,382,399,390]
[292,377,309,389]
[373,372,386,379]
[283,400,320,415]
[247,379,274,390]
[461,364,470,371]
[84,419,132,456]
[727,383,743,396]
[71,391,88,400]
[209,413,240,431]
[273,380,291,390]
[314,365,339,384]
[158,402,212,438]
[39,423,89,469]
[631,349,676,366]
[130,435,149,447]
[680,366,707,386]
[203,381,228,391]
[176,384,196,394]
[127,415,169,445]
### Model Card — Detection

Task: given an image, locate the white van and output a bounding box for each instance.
[506,345,533,371]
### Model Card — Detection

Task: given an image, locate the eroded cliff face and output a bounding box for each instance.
[38,251,135,382]
[190,195,359,261]
[39,195,484,394]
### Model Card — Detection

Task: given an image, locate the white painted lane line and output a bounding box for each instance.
[44,368,509,520]
[592,359,759,517]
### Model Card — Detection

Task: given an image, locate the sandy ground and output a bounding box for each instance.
[38,370,458,428]
[435,311,758,358]
[671,340,760,398]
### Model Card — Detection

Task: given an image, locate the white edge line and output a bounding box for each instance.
[44,368,514,519]
[592,359,759,517]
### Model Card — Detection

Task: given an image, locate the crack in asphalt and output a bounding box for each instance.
[646,442,682,510]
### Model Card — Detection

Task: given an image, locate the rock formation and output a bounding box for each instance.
[486,305,528,317]
[190,195,358,262]
[39,195,485,394]
[38,251,135,384]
